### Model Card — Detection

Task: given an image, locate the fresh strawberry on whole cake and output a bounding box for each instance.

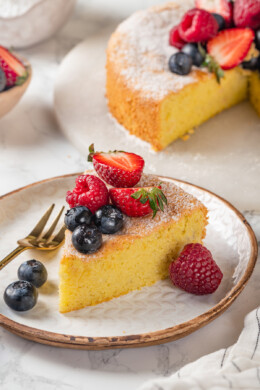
[106,0,260,150]
[59,146,211,313]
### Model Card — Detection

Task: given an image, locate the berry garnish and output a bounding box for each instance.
[178,8,218,42]
[64,206,92,232]
[169,243,223,295]
[18,260,47,288]
[181,43,205,67]
[169,52,193,75]
[0,46,28,87]
[109,186,167,218]
[66,174,109,213]
[4,280,38,311]
[212,13,226,31]
[242,56,260,71]
[234,0,260,30]
[195,0,233,27]
[0,68,7,92]
[94,205,123,234]
[207,28,255,70]
[88,144,144,188]
[169,25,186,49]
[72,224,102,254]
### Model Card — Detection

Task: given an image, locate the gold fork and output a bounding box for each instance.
[0,204,66,271]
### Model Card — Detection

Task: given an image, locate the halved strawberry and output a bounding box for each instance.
[88,144,145,188]
[109,186,167,218]
[195,0,233,27]
[0,46,28,87]
[207,28,254,70]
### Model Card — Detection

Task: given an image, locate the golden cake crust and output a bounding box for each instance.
[62,173,208,263]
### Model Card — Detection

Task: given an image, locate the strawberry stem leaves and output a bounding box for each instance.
[198,44,224,84]
[131,185,168,218]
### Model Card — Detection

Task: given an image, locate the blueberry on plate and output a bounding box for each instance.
[65,206,92,231]
[94,205,123,234]
[181,43,205,67]
[4,280,38,311]
[212,13,226,31]
[72,224,102,254]
[18,259,47,288]
[0,68,6,92]
[169,52,193,75]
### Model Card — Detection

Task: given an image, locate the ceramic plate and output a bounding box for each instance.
[0,174,257,349]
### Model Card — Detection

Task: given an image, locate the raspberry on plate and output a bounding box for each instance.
[169,25,186,49]
[66,174,109,213]
[88,144,144,188]
[234,0,260,30]
[169,243,223,295]
[178,8,219,43]
[109,186,167,218]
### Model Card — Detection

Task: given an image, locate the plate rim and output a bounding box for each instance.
[0,173,258,349]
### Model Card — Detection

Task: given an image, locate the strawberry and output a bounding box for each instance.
[88,144,144,188]
[0,46,28,87]
[207,28,255,70]
[66,174,109,213]
[195,0,233,27]
[178,8,219,42]
[109,186,167,218]
[234,0,260,30]
[169,243,223,295]
[169,25,186,49]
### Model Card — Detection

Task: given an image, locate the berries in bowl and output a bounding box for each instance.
[0,46,31,119]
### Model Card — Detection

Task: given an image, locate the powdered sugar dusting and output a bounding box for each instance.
[108,1,202,100]
[63,172,207,261]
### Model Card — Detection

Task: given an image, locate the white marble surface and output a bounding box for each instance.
[0,1,260,390]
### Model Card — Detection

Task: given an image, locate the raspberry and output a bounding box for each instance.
[169,25,186,49]
[234,0,260,30]
[169,243,223,295]
[66,174,109,213]
[179,8,219,42]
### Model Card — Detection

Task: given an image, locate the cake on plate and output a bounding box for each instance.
[60,172,207,313]
[106,1,260,150]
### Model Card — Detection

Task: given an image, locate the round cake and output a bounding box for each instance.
[106,1,260,151]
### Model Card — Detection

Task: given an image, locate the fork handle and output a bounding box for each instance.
[0,246,27,271]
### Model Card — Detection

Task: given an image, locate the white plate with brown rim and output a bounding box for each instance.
[0,173,257,349]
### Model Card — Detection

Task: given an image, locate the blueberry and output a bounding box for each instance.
[18,259,47,288]
[0,68,6,92]
[72,224,102,254]
[255,30,260,51]
[241,56,260,71]
[212,13,226,31]
[169,52,192,75]
[94,205,123,234]
[64,206,92,232]
[181,44,205,67]
[4,280,38,311]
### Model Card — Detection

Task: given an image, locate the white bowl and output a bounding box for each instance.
[0,0,76,48]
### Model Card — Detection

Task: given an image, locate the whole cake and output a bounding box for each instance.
[106,1,260,150]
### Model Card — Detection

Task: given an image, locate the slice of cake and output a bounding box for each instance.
[59,173,207,313]
[106,2,259,151]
